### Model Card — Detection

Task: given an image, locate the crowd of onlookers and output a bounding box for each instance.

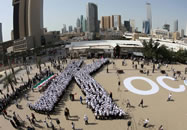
[0,68,54,113]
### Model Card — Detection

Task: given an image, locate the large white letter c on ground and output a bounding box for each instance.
[123,77,159,95]
[157,76,185,92]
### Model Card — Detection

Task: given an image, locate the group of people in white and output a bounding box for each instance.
[74,58,127,119]
[28,60,83,113]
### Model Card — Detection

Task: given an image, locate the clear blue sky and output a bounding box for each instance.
[0,0,187,41]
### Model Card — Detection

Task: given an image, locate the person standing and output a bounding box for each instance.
[143,118,149,128]
[84,114,88,125]
[127,120,132,130]
[47,113,51,119]
[26,115,31,124]
[56,118,61,129]
[126,99,131,108]
[31,113,36,121]
[64,107,70,120]
[147,70,149,76]
[80,96,83,104]
[167,93,172,101]
[50,120,55,130]
[43,118,49,128]
[71,122,75,130]
[138,99,144,108]
[159,125,164,130]
[10,119,17,129]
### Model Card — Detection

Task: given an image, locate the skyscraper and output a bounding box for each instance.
[124,21,131,32]
[76,18,81,28]
[69,26,73,33]
[110,15,121,30]
[174,20,178,32]
[80,15,84,32]
[185,24,187,36]
[0,23,2,43]
[62,24,67,34]
[12,0,43,47]
[87,2,99,33]
[82,18,87,32]
[181,29,184,38]
[130,19,135,32]
[146,3,152,31]
[163,24,170,32]
[143,20,150,34]
[101,16,111,30]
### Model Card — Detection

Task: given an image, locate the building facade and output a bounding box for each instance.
[87,2,99,33]
[174,20,178,32]
[110,15,121,30]
[152,29,169,39]
[101,16,111,30]
[130,19,135,32]
[143,20,150,34]
[12,0,44,48]
[69,26,73,33]
[76,18,81,28]
[173,31,180,41]
[163,24,170,32]
[181,29,184,38]
[0,23,2,43]
[83,18,87,32]
[124,21,131,32]
[80,15,84,32]
[146,3,152,31]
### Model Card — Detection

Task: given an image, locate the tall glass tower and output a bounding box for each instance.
[146,3,152,32]
[174,20,178,32]
[0,23,2,43]
[87,2,98,33]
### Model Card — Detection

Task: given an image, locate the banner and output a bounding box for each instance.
[33,74,56,89]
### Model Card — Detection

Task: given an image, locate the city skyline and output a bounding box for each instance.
[0,0,187,41]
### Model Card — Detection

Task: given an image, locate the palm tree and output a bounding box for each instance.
[3,73,15,93]
[142,39,160,60]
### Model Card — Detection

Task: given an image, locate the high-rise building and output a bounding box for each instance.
[186,24,187,36]
[69,26,73,33]
[143,20,150,34]
[62,24,67,34]
[130,19,135,32]
[101,16,111,30]
[76,18,81,28]
[82,18,87,32]
[80,15,84,32]
[12,0,44,48]
[0,23,2,43]
[110,15,121,30]
[146,3,152,31]
[181,29,184,38]
[124,21,131,32]
[174,20,178,32]
[163,24,170,32]
[87,2,99,33]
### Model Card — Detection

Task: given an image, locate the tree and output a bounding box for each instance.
[3,73,15,93]
[142,39,159,59]
[114,44,121,58]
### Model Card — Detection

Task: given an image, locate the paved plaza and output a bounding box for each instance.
[0,58,187,130]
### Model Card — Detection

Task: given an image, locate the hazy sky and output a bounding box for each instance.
[0,0,187,41]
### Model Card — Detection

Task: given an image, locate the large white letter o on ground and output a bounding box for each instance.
[123,77,159,95]
[157,76,186,92]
